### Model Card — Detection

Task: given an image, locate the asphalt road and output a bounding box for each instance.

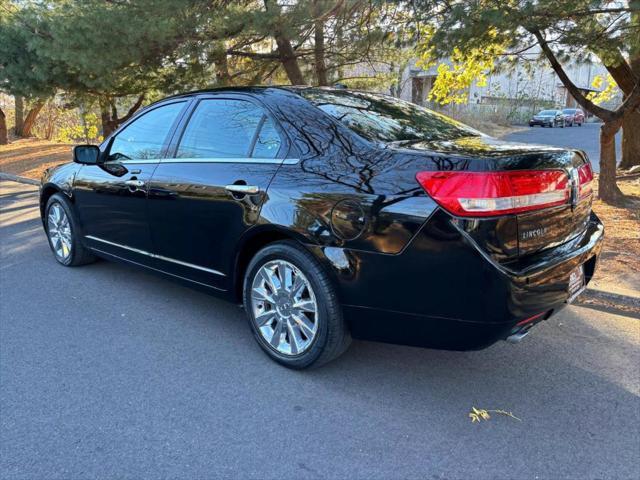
[501,122,622,173]
[1,180,639,480]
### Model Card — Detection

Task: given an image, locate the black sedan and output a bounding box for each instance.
[529,109,566,127]
[40,87,603,369]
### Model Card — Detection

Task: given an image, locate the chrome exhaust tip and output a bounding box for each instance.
[506,329,530,344]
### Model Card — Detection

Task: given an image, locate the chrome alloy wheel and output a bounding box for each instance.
[47,203,72,261]
[250,260,318,356]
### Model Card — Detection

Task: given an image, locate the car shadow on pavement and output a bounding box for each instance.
[2,191,638,479]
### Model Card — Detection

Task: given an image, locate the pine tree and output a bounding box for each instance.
[414,0,640,203]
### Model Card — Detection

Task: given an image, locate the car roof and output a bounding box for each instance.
[153,85,379,105]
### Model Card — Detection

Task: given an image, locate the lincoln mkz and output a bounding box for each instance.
[40,87,603,368]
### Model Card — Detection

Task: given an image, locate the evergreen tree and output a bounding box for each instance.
[414,0,640,203]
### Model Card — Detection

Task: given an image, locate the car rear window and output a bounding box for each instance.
[300,89,481,143]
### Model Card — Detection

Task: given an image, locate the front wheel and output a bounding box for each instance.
[45,193,96,266]
[243,241,351,369]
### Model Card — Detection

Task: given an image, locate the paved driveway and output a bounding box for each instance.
[1,180,639,480]
[500,122,622,173]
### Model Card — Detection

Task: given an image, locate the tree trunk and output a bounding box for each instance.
[20,101,44,137]
[264,0,305,85]
[100,101,116,138]
[14,96,24,135]
[313,3,328,86]
[599,121,624,203]
[275,34,305,85]
[0,107,8,145]
[214,46,232,86]
[620,108,640,169]
[99,95,144,137]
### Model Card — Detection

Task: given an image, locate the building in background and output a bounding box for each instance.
[393,50,621,119]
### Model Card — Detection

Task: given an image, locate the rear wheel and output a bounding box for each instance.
[243,241,350,369]
[45,194,96,266]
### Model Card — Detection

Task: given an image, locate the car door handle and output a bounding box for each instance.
[225,184,261,195]
[125,179,145,188]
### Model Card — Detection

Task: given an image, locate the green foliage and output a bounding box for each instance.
[413,0,639,98]
[1,0,416,102]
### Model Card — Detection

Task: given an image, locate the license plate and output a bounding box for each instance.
[567,264,586,303]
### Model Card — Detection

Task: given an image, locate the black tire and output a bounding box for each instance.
[243,240,351,369]
[44,193,96,266]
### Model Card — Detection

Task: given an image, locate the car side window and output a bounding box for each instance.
[251,116,282,159]
[177,99,269,158]
[108,102,185,161]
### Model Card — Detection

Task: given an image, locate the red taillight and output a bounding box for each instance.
[416,170,570,217]
[577,162,594,199]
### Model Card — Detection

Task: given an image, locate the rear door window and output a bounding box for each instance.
[177,99,281,159]
[251,116,282,159]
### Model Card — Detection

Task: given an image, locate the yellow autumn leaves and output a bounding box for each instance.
[587,74,619,105]
[416,27,506,106]
[469,406,522,423]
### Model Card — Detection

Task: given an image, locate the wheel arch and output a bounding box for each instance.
[232,225,315,303]
[40,183,64,218]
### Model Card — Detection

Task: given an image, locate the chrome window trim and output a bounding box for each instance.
[85,235,226,277]
[103,157,299,165]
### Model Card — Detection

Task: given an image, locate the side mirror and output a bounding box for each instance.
[73,145,100,165]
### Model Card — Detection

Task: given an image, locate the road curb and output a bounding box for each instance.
[0,172,40,186]
[582,288,640,308]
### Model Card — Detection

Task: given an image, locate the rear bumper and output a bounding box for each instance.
[309,211,604,350]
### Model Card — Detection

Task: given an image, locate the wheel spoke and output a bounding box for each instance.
[271,265,284,291]
[61,239,70,258]
[53,236,62,253]
[254,309,276,327]
[291,274,306,299]
[252,286,275,305]
[52,205,62,224]
[282,263,294,291]
[292,313,316,338]
[286,321,301,354]
[259,267,280,293]
[293,299,315,313]
[269,320,284,348]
